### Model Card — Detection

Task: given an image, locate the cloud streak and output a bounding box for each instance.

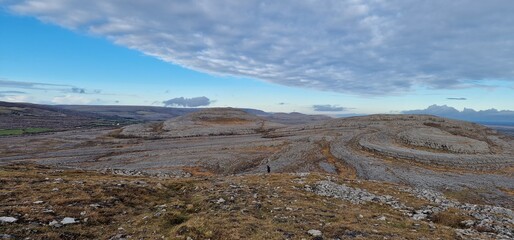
[1,78,102,95]
[163,96,211,107]
[0,90,26,97]
[0,79,69,90]
[447,97,467,100]
[5,1,514,95]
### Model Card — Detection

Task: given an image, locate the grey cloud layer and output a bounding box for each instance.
[163,96,211,107]
[71,87,85,94]
[313,105,346,112]
[6,1,514,94]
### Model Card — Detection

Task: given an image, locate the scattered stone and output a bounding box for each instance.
[461,219,474,228]
[429,223,436,229]
[0,217,17,223]
[313,181,407,210]
[61,217,77,225]
[313,180,514,239]
[216,198,226,204]
[33,200,44,204]
[109,234,128,240]
[49,220,62,228]
[0,234,15,239]
[377,216,386,221]
[154,208,166,217]
[307,229,322,237]
[89,203,101,208]
[412,213,427,220]
[402,187,514,238]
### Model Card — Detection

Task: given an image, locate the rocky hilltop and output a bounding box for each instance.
[121,108,284,138]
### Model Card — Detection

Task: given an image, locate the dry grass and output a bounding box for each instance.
[199,117,251,125]
[0,164,459,239]
[430,208,471,228]
[320,140,357,179]
[180,166,215,177]
[151,122,165,133]
[235,144,284,154]
[106,128,123,138]
[443,188,489,206]
[498,187,514,196]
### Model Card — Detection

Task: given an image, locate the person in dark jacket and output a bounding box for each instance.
[267,165,271,173]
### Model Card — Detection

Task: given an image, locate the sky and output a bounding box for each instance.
[1,0,514,115]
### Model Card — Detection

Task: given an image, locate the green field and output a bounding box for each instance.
[0,128,52,136]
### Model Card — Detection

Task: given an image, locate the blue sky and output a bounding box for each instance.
[1,1,513,115]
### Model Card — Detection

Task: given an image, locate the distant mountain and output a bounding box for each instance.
[239,108,271,117]
[0,101,331,132]
[0,101,126,130]
[402,105,514,124]
[57,104,201,121]
[57,104,331,124]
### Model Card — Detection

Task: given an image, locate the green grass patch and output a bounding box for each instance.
[0,128,52,136]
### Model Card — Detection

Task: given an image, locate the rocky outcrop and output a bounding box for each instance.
[312,180,514,239]
[398,127,490,154]
[119,108,283,138]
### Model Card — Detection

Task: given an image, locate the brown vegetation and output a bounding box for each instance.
[0,164,459,239]
[320,140,357,179]
[430,208,470,228]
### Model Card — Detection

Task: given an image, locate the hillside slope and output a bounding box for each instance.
[0,101,131,131]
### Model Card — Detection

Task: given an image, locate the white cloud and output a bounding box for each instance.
[51,95,93,104]
[0,94,30,103]
[5,1,514,95]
